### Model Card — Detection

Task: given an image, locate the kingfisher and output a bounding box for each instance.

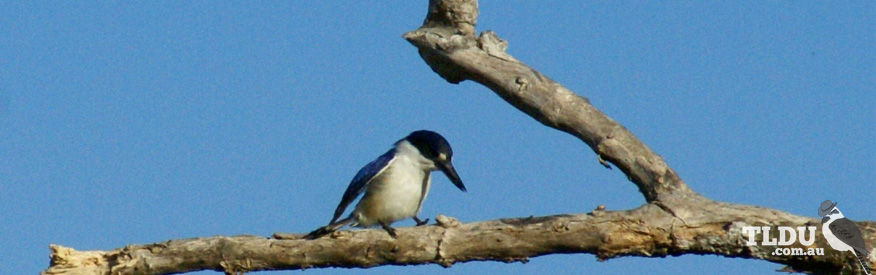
[304,130,466,239]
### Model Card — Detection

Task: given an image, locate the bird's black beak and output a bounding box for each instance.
[437,160,466,192]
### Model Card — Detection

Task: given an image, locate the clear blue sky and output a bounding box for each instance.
[2,1,873,274]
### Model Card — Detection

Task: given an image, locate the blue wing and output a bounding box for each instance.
[330,149,396,224]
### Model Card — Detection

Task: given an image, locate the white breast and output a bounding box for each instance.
[352,141,434,227]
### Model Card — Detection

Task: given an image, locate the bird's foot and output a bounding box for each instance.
[380,222,398,238]
[413,216,430,226]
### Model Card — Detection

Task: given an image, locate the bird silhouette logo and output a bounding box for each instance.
[819,200,872,274]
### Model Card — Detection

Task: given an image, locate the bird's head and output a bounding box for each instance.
[403,130,466,192]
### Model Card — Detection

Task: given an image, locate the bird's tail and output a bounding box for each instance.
[853,250,872,275]
[303,217,354,240]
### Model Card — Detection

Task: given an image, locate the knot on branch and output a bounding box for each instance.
[423,0,478,36]
[436,214,461,228]
[478,31,518,63]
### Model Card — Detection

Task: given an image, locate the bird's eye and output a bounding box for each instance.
[831,209,839,214]
[438,153,447,161]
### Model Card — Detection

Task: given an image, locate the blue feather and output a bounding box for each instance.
[330,148,396,224]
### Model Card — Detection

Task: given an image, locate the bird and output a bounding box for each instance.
[818,200,871,274]
[304,130,466,239]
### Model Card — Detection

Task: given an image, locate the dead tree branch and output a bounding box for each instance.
[43,0,873,274]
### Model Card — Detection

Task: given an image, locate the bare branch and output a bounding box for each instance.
[406,0,691,203]
[42,209,876,274]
